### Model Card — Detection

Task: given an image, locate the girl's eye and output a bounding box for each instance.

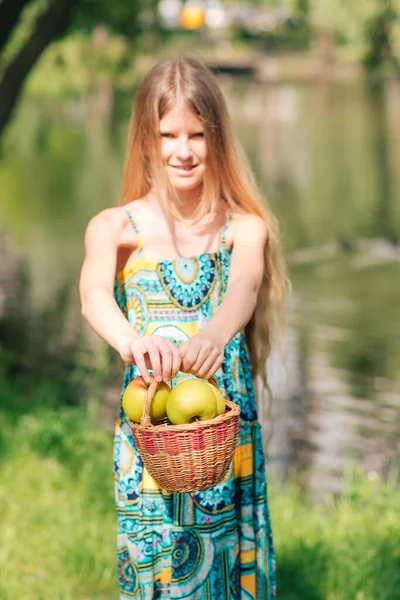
[160,133,204,139]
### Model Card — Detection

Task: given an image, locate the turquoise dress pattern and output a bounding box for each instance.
[113,210,276,599]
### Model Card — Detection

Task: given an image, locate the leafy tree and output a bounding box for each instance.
[306,0,400,71]
[0,0,144,137]
[363,0,399,70]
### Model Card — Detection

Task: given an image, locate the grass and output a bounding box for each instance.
[272,473,400,599]
[0,409,117,599]
[0,389,399,599]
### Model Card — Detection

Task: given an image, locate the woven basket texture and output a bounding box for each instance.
[129,378,240,493]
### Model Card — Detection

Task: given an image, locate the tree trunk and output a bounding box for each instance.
[0,0,70,138]
[0,0,31,54]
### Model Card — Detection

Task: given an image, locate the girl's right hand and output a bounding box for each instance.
[116,335,181,383]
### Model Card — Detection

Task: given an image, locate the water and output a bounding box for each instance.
[0,77,399,495]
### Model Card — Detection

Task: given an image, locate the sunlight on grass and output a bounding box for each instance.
[270,471,400,599]
[0,411,117,599]
[0,407,399,599]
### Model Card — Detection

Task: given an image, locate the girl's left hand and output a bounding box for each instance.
[179,329,225,379]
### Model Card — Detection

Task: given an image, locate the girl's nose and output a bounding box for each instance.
[176,136,191,159]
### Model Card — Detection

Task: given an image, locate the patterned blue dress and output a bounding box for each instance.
[113,210,276,599]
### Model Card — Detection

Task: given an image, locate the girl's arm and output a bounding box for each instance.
[80,210,181,382]
[180,214,267,379]
[80,210,138,351]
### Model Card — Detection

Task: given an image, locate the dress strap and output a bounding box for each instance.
[124,208,143,256]
[221,210,233,250]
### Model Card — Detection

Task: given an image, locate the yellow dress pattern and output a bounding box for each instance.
[113,210,276,599]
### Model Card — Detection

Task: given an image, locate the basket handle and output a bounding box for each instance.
[140,375,219,427]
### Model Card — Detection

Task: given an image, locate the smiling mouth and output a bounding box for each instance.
[170,165,198,170]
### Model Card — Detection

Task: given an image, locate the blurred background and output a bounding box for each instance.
[1,1,399,598]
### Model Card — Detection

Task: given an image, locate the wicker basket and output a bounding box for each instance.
[129,377,240,493]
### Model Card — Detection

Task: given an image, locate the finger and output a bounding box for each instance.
[181,342,201,373]
[179,341,189,359]
[155,338,173,382]
[201,356,223,381]
[178,341,190,371]
[190,345,211,375]
[172,345,182,378]
[165,340,181,380]
[143,340,162,382]
[131,343,151,383]
[118,336,134,363]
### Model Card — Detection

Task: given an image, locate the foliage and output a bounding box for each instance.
[1,0,144,63]
[26,31,139,98]
[272,467,400,599]
[70,0,144,39]
[0,0,48,70]
[233,17,311,53]
[0,0,146,136]
[0,260,119,419]
[0,393,399,598]
[0,408,116,599]
[232,0,400,71]
[306,0,400,70]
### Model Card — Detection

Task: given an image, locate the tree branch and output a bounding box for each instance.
[0,0,32,54]
[0,0,71,137]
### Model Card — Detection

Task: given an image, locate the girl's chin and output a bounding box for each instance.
[165,165,205,183]
[167,177,204,191]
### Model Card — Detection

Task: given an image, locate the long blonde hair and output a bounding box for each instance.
[119,55,288,398]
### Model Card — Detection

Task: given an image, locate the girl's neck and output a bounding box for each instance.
[147,187,219,223]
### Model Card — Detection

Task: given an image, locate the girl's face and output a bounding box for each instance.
[159,104,207,195]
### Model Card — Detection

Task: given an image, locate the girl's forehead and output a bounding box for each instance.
[160,104,202,129]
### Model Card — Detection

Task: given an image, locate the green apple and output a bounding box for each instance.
[205,381,225,415]
[166,379,218,425]
[122,376,170,424]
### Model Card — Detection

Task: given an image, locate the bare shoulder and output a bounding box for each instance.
[232,212,267,231]
[84,207,131,249]
[85,207,124,236]
[229,212,268,248]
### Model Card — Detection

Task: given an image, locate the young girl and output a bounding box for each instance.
[80,55,286,599]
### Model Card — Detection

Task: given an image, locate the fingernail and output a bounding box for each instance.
[155,376,162,382]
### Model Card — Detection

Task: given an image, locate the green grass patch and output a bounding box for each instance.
[271,472,400,599]
[0,404,399,599]
[0,409,117,599]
